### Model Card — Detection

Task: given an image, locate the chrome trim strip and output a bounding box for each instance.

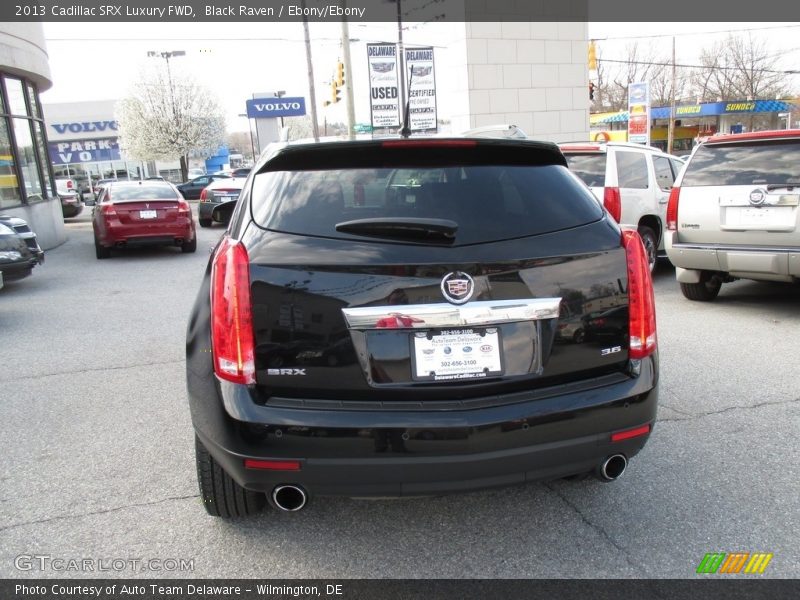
[342,298,562,330]
[671,243,800,253]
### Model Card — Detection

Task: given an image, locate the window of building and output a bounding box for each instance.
[0,74,52,208]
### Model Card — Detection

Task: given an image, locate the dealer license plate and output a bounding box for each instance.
[139,210,157,219]
[411,328,503,382]
[724,206,794,230]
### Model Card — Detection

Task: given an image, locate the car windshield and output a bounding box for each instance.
[682,139,800,186]
[108,184,178,200]
[250,163,603,245]
[563,153,607,187]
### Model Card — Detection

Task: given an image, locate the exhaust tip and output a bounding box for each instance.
[271,485,307,512]
[597,454,627,482]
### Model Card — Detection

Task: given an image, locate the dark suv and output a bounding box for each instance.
[186,137,659,517]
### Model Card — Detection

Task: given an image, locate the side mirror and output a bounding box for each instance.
[211,200,237,226]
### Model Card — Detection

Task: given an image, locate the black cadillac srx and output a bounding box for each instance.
[186,137,659,517]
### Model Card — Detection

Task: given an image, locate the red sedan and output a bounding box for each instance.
[92,181,197,259]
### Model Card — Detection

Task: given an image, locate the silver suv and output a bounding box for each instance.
[665,130,800,301]
[561,142,685,272]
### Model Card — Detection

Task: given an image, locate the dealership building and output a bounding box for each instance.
[0,23,65,249]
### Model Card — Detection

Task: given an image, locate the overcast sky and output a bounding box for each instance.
[40,21,800,132]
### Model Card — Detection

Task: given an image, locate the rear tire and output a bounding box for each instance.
[199,218,212,228]
[94,237,111,260]
[680,272,722,302]
[181,237,197,253]
[637,226,658,273]
[195,436,266,518]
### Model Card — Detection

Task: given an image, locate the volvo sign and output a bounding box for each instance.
[246,97,306,119]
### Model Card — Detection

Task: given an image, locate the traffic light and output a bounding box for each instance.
[588,41,597,70]
[335,61,345,87]
[323,81,338,106]
[335,83,342,103]
[589,82,595,101]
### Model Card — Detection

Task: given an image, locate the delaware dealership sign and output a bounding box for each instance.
[405,47,437,133]
[367,43,400,128]
[246,97,306,118]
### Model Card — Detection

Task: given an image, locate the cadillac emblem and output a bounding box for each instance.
[441,271,475,305]
[749,189,766,206]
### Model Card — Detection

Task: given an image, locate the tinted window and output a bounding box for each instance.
[251,164,603,245]
[682,139,800,186]
[615,151,649,189]
[564,153,606,187]
[652,156,675,190]
[108,184,178,200]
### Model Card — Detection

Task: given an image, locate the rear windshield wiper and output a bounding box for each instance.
[766,183,800,191]
[335,217,458,242]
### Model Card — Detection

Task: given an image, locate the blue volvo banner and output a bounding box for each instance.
[48,139,121,164]
[246,97,306,119]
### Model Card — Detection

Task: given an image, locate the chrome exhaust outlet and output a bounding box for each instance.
[596,454,627,482]
[271,485,308,512]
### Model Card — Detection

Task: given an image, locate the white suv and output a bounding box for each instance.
[665,129,800,301]
[560,142,685,271]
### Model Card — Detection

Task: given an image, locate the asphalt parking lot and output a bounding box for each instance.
[1,209,798,578]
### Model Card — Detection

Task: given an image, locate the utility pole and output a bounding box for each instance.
[667,36,676,154]
[341,15,356,139]
[396,0,407,133]
[302,0,320,142]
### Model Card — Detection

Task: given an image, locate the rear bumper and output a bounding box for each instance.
[189,358,659,497]
[100,221,194,246]
[666,233,800,281]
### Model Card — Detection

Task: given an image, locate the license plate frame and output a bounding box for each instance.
[410,327,504,382]
[139,210,158,219]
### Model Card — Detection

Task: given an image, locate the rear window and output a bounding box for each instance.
[682,139,800,186]
[250,164,603,245]
[107,184,178,200]
[563,153,607,187]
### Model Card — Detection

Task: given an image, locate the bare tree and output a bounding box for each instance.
[116,67,226,182]
[691,33,791,103]
[596,43,674,111]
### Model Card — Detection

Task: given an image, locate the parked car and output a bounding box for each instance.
[92,178,115,198]
[92,180,197,259]
[230,167,252,178]
[55,177,83,218]
[560,141,685,272]
[197,176,247,227]
[185,136,659,517]
[0,221,38,282]
[0,215,44,264]
[665,129,800,301]
[176,174,231,200]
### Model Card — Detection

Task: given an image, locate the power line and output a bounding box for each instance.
[592,24,800,41]
[599,58,800,75]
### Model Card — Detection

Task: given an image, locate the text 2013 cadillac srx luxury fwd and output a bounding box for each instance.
[186,137,659,517]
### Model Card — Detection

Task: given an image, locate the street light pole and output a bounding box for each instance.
[147,50,186,178]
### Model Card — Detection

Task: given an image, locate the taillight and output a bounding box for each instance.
[666,187,680,230]
[603,187,621,222]
[101,203,116,217]
[66,180,73,189]
[622,230,656,360]
[199,188,208,201]
[178,199,191,214]
[211,237,255,384]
